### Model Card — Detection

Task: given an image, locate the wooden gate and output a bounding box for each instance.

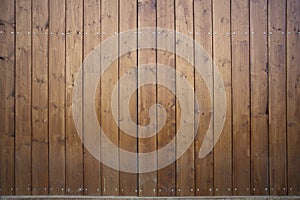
[0,0,299,197]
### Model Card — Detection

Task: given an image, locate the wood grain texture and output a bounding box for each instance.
[0,0,299,196]
[15,0,32,195]
[231,0,250,195]
[83,0,101,195]
[157,0,176,196]
[268,0,287,195]
[119,0,138,196]
[250,0,269,195]
[137,0,157,196]
[213,0,232,196]
[0,0,15,195]
[175,0,195,196]
[49,0,66,194]
[66,0,83,195]
[287,0,300,195]
[194,0,214,196]
[31,0,49,195]
[100,0,119,196]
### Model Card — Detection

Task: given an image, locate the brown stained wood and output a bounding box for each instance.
[157,0,176,196]
[0,0,299,196]
[137,0,157,196]
[268,0,287,195]
[194,0,214,196]
[49,0,66,195]
[250,0,269,195]
[231,0,250,195]
[119,0,138,196]
[0,0,15,195]
[66,0,84,195]
[100,0,119,196]
[32,0,49,195]
[15,0,32,195]
[213,0,232,196]
[287,0,300,196]
[83,0,101,195]
[175,0,195,196]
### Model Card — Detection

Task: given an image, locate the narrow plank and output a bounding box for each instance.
[49,0,66,195]
[157,0,176,196]
[15,0,32,195]
[83,0,101,195]
[32,0,49,195]
[212,0,232,195]
[268,0,287,195]
[175,0,195,196]
[137,0,157,196]
[250,0,269,195]
[119,0,138,196]
[0,0,15,195]
[194,0,214,196]
[231,0,250,195]
[100,0,119,196]
[66,0,84,195]
[287,0,300,195]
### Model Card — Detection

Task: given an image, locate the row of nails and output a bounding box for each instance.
[1,31,300,35]
[1,187,294,192]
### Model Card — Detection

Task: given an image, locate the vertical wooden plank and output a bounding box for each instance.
[287,0,300,195]
[268,0,287,195]
[194,0,214,196]
[250,0,269,195]
[66,0,84,195]
[0,0,15,195]
[175,0,195,196]
[100,0,119,196]
[83,0,101,195]
[157,0,176,196]
[137,0,157,196]
[15,0,32,195]
[119,0,138,196]
[49,0,66,195]
[213,0,232,195]
[231,0,250,195]
[32,0,49,195]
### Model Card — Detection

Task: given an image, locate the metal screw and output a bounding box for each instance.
[228,188,231,191]
[159,188,162,192]
[265,188,268,191]
[235,187,238,191]
[215,188,218,191]
[209,188,212,192]
[178,188,181,192]
[197,188,200,192]
[253,188,256,191]
[190,188,193,192]
[44,187,47,191]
